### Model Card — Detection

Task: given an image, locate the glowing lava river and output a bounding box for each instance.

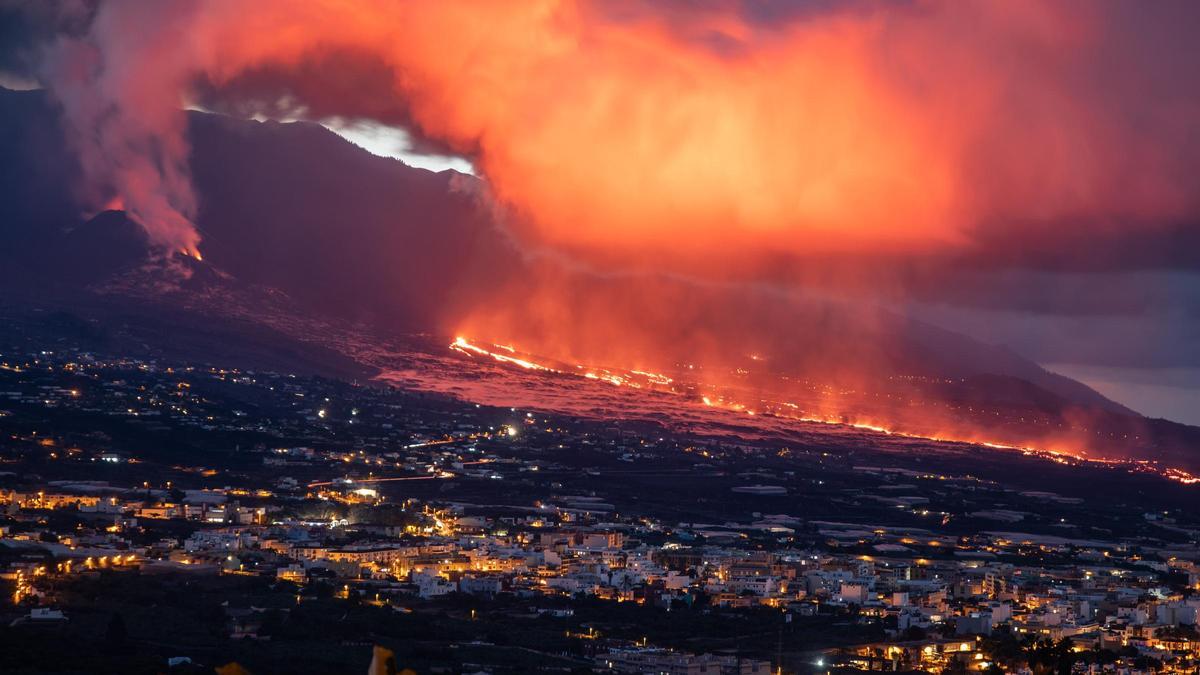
[372,336,1199,487]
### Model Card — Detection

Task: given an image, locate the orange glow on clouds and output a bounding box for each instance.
[47,1,1200,263]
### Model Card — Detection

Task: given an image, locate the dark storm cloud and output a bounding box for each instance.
[908,270,1194,318]
[191,49,472,160]
[957,221,1200,273]
[0,1,95,80]
[907,270,1200,370]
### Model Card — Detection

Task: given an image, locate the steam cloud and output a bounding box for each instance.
[27,0,1200,266]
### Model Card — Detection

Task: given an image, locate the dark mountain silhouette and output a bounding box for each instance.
[58,210,153,284]
[0,85,85,279]
[186,111,513,331]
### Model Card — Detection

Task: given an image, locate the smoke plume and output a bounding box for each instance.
[25,0,1200,267]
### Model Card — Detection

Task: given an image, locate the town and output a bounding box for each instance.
[1,343,1198,674]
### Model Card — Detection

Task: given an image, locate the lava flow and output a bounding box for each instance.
[447,337,1200,486]
[450,337,556,373]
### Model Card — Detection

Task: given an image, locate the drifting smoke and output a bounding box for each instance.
[40,2,204,258]
[27,0,1200,266]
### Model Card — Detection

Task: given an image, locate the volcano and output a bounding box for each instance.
[1,85,1196,474]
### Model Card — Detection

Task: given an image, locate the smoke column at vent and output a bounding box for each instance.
[43,2,204,258]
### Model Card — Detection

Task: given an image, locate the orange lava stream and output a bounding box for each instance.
[448,337,1199,486]
[451,336,557,372]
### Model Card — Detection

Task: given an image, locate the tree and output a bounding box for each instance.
[104,612,127,650]
[980,628,1023,671]
[1022,637,1076,675]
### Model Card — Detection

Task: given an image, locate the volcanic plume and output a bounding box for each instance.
[26,0,1200,269]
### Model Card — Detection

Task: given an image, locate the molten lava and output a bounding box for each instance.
[451,336,556,373]
[447,336,1200,487]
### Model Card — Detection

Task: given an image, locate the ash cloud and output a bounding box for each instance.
[5,0,1197,270]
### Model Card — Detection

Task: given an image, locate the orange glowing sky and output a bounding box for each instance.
[42,0,1200,264]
